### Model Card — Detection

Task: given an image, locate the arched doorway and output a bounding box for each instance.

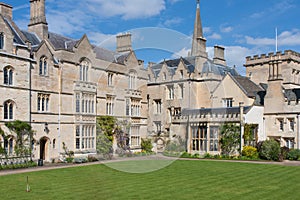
[39,137,49,160]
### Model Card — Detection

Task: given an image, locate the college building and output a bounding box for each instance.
[0,0,299,161]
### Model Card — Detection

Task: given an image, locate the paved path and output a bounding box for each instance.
[0,156,299,176]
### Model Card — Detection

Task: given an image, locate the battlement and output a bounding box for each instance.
[245,50,300,66]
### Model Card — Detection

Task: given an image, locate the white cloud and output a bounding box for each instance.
[208,33,221,40]
[220,26,233,33]
[163,17,183,27]
[168,0,182,4]
[88,32,116,49]
[245,29,300,47]
[245,36,275,46]
[171,47,190,58]
[85,0,166,20]
[278,29,300,46]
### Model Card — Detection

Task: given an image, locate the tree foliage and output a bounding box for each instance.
[5,120,34,156]
[244,124,257,146]
[96,132,112,159]
[219,123,240,156]
[96,116,116,142]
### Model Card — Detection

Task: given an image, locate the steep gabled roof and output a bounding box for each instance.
[231,75,264,98]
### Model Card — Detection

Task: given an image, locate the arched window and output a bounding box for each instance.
[79,60,89,81]
[37,93,50,112]
[39,56,48,76]
[3,66,13,85]
[4,100,14,120]
[129,71,137,90]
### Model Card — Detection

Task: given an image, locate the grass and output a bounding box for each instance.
[0,160,299,200]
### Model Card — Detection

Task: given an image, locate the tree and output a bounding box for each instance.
[5,120,34,157]
[96,132,112,159]
[96,116,115,158]
[96,116,116,142]
[219,123,240,156]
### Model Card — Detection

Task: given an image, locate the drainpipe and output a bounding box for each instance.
[28,42,33,161]
[239,102,244,154]
[297,114,300,149]
[58,62,62,157]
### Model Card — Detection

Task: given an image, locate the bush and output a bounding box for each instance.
[204,153,212,159]
[141,138,153,153]
[65,157,74,163]
[242,146,258,159]
[259,139,281,161]
[287,149,300,161]
[280,147,290,161]
[88,155,99,162]
[180,152,193,158]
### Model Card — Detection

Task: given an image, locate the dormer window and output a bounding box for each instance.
[39,56,48,76]
[0,32,4,49]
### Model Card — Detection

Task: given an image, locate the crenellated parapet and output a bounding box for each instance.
[245,50,300,67]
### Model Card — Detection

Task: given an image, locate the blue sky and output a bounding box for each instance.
[4,0,300,74]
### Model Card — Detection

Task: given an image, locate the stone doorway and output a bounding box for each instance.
[39,137,49,160]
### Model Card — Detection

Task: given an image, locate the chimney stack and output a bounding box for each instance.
[28,0,48,40]
[116,33,132,53]
[0,3,12,20]
[213,45,226,66]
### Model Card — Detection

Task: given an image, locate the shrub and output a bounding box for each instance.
[204,153,212,159]
[259,139,280,161]
[242,146,258,159]
[180,152,193,158]
[65,157,74,163]
[287,149,300,161]
[193,153,200,158]
[141,138,153,153]
[280,147,290,161]
[88,155,99,162]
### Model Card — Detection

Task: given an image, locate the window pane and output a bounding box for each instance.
[4,68,8,84]
[9,103,13,119]
[39,59,43,75]
[4,102,8,119]
[0,33,4,49]
[9,69,13,85]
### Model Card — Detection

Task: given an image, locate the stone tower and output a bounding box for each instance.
[28,0,48,40]
[191,0,207,58]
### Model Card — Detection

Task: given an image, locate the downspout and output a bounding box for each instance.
[28,42,33,161]
[297,114,300,149]
[58,62,62,157]
[239,102,244,154]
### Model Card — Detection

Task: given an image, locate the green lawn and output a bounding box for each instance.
[0,160,299,200]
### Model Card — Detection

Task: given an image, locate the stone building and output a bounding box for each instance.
[0,0,148,161]
[245,51,300,149]
[0,0,299,161]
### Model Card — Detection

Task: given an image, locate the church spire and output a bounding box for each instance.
[191,0,207,57]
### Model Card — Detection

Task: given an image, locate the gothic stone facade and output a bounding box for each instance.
[0,1,148,161]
